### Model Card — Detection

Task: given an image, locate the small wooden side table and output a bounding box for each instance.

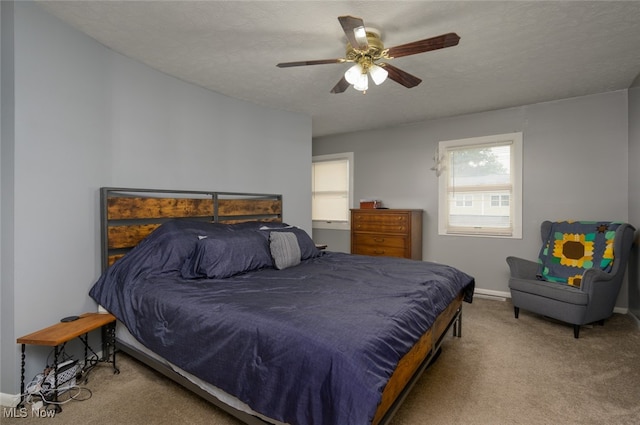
[17,312,118,411]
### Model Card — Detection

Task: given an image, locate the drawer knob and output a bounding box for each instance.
[374,238,385,243]
[374,250,385,255]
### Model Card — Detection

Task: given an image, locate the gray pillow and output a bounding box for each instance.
[181,232,272,279]
[269,232,301,270]
[260,226,321,260]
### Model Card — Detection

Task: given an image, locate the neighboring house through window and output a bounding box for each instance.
[438,132,523,238]
[312,153,354,230]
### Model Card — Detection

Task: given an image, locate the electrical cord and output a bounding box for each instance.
[41,385,93,404]
[19,385,93,411]
[22,346,95,411]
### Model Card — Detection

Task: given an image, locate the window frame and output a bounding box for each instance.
[312,152,354,231]
[437,132,523,239]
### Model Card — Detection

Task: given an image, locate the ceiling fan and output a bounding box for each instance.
[276,15,460,94]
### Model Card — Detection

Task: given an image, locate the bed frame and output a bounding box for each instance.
[99,187,464,425]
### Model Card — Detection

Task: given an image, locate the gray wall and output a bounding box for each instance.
[1,0,17,405]
[1,1,311,397]
[629,85,640,321]
[314,91,631,304]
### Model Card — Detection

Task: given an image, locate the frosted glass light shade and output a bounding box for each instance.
[344,64,364,85]
[369,64,388,85]
[353,73,369,91]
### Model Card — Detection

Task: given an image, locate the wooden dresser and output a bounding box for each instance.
[350,209,423,260]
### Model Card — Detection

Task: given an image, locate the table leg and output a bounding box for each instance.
[18,344,25,408]
[78,333,99,371]
[83,332,88,363]
[49,345,62,413]
[105,322,119,374]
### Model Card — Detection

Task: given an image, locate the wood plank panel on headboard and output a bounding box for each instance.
[218,199,282,218]
[101,188,282,270]
[107,197,215,220]
[108,224,163,249]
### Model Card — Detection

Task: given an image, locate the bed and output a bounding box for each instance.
[90,187,475,425]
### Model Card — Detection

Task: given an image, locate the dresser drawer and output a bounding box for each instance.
[353,222,408,233]
[352,234,407,249]
[352,244,407,258]
[352,212,408,224]
[352,213,409,234]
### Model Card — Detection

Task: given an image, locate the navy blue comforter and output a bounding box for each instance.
[90,220,474,425]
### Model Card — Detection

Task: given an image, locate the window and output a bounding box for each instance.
[491,194,510,207]
[455,194,473,207]
[312,153,353,230]
[438,132,522,238]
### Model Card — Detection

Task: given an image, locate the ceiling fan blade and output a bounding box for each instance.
[330,76,350,94]
[381,63,422,88]
[338,15,369,50]
[277,58,344,68]
[386,33,460,58]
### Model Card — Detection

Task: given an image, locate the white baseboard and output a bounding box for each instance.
[473,288,510,301]
[473,287,630,316]
[0,392,20,407]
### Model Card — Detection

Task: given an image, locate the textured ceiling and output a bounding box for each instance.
[38,1,640,137]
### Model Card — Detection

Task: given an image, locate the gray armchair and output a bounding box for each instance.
[507,221,635,338]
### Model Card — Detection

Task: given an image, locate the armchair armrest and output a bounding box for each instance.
[580,267,615,294]
[580,267,622,322]
[506,256,539,279]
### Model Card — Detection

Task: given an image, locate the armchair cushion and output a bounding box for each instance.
[536,221,620,288]
[509,275,588,306]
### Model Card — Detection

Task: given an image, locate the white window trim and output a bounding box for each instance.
[312,152,354,231]
[437,132,523,239]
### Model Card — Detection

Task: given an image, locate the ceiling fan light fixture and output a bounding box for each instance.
[344,63,364,85]
[353,73,369,92]
[369,64,388,85]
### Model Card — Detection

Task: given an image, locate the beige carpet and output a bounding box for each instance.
[3,298,640,424]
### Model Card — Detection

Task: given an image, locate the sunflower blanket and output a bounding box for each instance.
[536,221,619,288]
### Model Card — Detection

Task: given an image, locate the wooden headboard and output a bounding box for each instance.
[100,187,283,270]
